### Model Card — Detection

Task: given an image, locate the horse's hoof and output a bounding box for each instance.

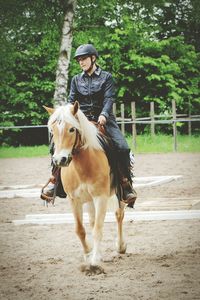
[117,242,127,254]
[80,264,106,276]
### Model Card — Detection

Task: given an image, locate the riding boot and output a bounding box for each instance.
[40,175,56,202]
[121,177,137,208]
[117,150,137,208]
[40,166,66,203]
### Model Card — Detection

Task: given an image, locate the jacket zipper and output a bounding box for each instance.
[88,76,92,106]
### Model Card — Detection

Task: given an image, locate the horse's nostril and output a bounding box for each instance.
[61,157,67,164]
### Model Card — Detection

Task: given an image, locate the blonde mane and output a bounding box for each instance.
[48,104,102,150]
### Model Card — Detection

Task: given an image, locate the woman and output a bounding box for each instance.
[41,44,137,207]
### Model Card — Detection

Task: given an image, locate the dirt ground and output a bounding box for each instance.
[0,153,200,300]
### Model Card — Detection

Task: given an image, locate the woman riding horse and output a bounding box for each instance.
[41,44,137,207]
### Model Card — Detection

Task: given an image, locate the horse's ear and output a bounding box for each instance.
[72,101,79,116]
[43,106,55,115]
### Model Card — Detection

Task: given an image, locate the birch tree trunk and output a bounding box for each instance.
[53,0,76,107]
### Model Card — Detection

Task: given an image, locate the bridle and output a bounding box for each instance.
[64,122,105,167]
[65,128,82,166]
[72,128,81,155]
[53,120,104,167]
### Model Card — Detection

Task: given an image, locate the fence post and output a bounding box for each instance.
[131,101,137,150]
[120,103,125,135]
[188,101,191,136]
[150,102,155,136]
[172,100,177,152]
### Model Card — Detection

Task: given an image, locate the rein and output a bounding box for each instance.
[66,128,81,166]
[72,128,81,155]
[66,123,105,166]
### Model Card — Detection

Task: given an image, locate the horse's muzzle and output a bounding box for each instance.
[53,154,72,167]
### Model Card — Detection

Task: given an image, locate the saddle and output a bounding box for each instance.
[95,124,123,203]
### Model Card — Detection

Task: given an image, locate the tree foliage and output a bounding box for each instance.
[0,0,199,145]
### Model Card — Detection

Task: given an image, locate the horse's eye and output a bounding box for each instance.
[69,127,75,133]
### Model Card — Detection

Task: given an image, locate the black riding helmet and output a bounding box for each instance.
[74,44,99,59]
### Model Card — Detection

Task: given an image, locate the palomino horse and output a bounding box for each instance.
[44,101,126,273]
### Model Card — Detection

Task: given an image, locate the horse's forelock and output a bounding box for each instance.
[48,105,80,130]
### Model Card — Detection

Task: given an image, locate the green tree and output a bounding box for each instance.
[0,0,199,144]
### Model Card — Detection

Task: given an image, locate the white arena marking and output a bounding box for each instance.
[0,188,41,199]
[133,175,182,187]
[0,175,183,199]
[13,210,200,225]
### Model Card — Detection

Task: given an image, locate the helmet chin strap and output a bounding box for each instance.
[85,56,96,74]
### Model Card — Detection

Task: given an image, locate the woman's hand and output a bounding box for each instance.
[98,115,107,126]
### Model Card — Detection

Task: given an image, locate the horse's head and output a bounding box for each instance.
[44,101,102,167]
[44,101,81,167]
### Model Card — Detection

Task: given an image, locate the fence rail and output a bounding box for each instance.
[0,125,47,130]
[116,118,200,124]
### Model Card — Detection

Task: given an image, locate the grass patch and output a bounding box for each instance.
[0,134,200,158]
[0,145,49,158]
[127,134,200,153]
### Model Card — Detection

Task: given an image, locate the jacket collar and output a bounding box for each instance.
[81,66,102,78]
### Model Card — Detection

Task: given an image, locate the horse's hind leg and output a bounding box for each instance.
[115,202,127,254]
[70,200,91,256]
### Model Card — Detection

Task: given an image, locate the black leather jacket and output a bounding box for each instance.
[68,66,115,120]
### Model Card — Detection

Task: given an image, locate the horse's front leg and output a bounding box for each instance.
[70,199,91,256]
[85,201,95,229]
[91,196,108,266]
[115,201,127,254]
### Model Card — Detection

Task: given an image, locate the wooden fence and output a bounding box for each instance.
[1,100,199,151]
[113,100,200,152]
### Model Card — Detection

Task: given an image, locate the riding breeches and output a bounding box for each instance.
[104,114,132,182]
[105,114,129,152]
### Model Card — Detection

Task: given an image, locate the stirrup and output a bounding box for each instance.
[40,178,56,205]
